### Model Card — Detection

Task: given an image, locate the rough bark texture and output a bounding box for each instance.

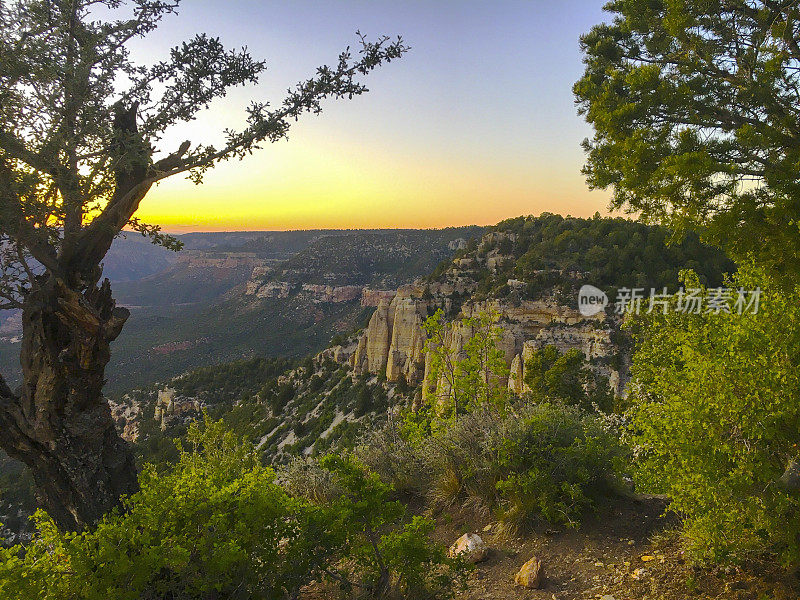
[0,276,138,530]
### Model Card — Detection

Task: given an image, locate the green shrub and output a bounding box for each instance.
[355,424,428,497]
[493,403,622,529]
[0,419,327,599]
[524,345,614,412]
[421,409,507,513]
[379,515,463,600]
[414,404,622,530]
[263,381,295,414]
[318,454,468,599]
[354,384,374,416]
[1,421,466,600]
[280,453,469,598]
[422,309,510,421]
[627,268,800,565]
[309,374,324,392]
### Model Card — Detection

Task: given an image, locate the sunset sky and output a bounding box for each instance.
[133,0,613,231]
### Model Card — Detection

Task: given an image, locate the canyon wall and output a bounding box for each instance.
[244,264,399,307]
[343,227,624,397]
[348,289,620,394]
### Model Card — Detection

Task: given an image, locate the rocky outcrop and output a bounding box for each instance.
[352,299,394,373]
[352,293,622,395]
[301,284,362,303]
[318,342,357,365]
[346,227,627,396]
[485,250,506,272]
[251,281,293,298]
[245,266,275,295]
[385,298,427,382]
[109,397,142,442]
[351,287,434,383]
[448,238,467,250]
[361,288,396,307]
[524,324,613,361]
[176,250,267,269]
[508,354,524,396]
[515,556,544,588]
[154,388,202,431]
[247,274,382,305]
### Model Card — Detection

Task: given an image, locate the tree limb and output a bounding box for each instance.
[0,129,57,174]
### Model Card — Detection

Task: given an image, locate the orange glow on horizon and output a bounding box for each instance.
[136,131,612,233]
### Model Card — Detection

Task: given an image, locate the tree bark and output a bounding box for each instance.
[0,276,138,531]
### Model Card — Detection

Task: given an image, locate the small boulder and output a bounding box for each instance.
[448,533,487,563]
[514,556,544,589]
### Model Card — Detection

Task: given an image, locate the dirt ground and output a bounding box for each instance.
[302,495,800,599]
[432,496,800,600]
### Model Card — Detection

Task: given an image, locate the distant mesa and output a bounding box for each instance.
[244,269,399,307]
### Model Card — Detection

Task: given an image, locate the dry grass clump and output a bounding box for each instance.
[351,402,624,532]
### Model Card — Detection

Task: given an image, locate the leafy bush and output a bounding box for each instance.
[627,268,800,565]
[355,424,428,497]
[0,420,465,599]
[400,404,623,531]
[280,453,469,599]
[524,344,614,412]
[0,419,328,599]
[420,408,508,513]
[493,403,622,529]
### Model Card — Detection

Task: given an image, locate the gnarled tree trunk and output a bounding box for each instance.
[0,276,138,531]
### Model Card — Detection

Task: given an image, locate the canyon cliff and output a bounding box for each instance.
[346,230,624,397]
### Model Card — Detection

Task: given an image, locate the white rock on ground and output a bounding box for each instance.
[448,533,488,563]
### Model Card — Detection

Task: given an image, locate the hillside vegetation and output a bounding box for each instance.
[115,215,731,464]
[6,215,795,599]
[429,213,733,303]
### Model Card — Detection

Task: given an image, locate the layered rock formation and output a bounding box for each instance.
[176,250,268,269]
[153,388,202,431]
[245,270,400,307]
[351,298,399,375]
[349,289,618,390]
[361,288,396,307]
[108,397,142,442]
[345,228,625,396]
[448,238,468,250]
[301,284,362,303]
[251,281,293,299]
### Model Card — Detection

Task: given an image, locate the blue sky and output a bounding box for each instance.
[132,1,615,230]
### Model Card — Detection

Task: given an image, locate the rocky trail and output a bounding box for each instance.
[303,496,799,600]
[437,497,798,600]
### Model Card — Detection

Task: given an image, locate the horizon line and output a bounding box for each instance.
[143,212,628,235]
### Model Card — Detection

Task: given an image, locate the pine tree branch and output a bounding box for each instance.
[0,129,57,174]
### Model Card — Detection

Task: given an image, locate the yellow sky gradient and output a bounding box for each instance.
[137,132,612,232]
[124,1,617,232]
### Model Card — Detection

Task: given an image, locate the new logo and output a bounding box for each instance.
[578,284,608,316]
